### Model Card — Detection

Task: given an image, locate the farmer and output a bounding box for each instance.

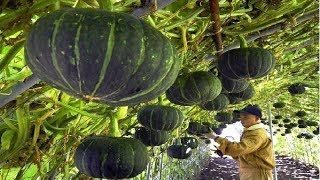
[204,105,276,180]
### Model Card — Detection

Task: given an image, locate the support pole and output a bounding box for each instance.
[267,101,278,180]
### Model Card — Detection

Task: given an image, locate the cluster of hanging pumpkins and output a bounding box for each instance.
[24,8,276,179]
[261,102,318,139]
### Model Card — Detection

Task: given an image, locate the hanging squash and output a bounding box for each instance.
[219,74,250,93]
[199,94,230,111]
[74,136,149,179]
[165,71,222,106]
[137,105,184,131]
[25,8,180,106]
[218,36,275,80]
[134,127,169,146]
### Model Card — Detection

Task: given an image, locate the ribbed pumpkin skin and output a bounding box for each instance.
[218,48,275,79]
[74,136,149,179]
[25,9,180,106]
[229,83,255,101]
[199,94,230,111]
[134,127,169,146]
[186,122,202,135]
[165,71,222,106]
[295,111,307,117]
[273,102,285,108]
[215,112,233,123]
[180,137,198,149]
[219,74,249,93]
[167,145,192,159]
[224,93,242,104]
[288,83,305,95]
[137,105,184,131]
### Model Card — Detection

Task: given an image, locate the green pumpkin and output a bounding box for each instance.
[166,71,222,106]
[219,74,250,93]
[274,115,282,119]
[273,102,285,108]
[186,122,202,135]
[295,111,307,117]
[229,83,255,101]
[25,8,180,106]
[137,105,184,131]
[134,127,169,146]
[199,94,230,111]
[214,112,233,123]
[283,118,291,123]
[218,47,275,79]
[224,93,242,104]
[180,137,198,149]
[74,136,149,179]
[288,83,305,95]
[167,145,192,159]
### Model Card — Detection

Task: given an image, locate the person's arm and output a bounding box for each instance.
[215,132,265,157]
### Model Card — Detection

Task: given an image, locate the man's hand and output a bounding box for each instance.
[203,131,217,140]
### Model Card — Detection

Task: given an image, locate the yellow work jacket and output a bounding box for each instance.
[215,123,276,170]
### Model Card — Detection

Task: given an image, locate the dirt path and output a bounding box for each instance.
[196,155,319,180]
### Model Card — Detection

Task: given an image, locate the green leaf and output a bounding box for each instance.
[1,129,16,150]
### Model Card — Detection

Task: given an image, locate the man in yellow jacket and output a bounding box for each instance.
[204,105,276,180]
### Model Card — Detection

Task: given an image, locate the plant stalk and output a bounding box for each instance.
[209,0,223,57]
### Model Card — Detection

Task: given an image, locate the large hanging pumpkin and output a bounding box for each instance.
[137,105,184,131]
[218,48,275,79]
[199,94,230,111]
[25,8,180,106]
[74,136,149,179]
[134,127,169,146]
[165,71,222,106]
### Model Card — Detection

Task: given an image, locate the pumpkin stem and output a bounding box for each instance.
[238,35,248,48]
[108,106,128,137]
[158,96,163,105]
[97,0,114,11]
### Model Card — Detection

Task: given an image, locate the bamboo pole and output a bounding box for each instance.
[267,101,278,180]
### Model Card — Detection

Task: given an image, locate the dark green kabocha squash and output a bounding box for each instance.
[313,127,319,135]
[305,134,313,139]
[25,8,180,106]
[180,137,198,149]
[167,145,192,159]
[134,127,169,146]
[186,122,202,135]
[229,83,255,101]
[284,124,292,129]
[274,115,282,119]
[212,127,223,135]
[305,120,318,126]
[218,47,275,79]
[285,128,292,134]
[219,74,250,93]
[204,139,211,144]
[137,105,184,131]
[74,136,149,179]
[283,118,291,123]
[224,93,242,104]
[214,112,233,123]
[199,94,230,111]
[295,110,307,117]
[288,83,305,95]
[165,71,222,106]
[289,123,298,128]
[273,102,286,108]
